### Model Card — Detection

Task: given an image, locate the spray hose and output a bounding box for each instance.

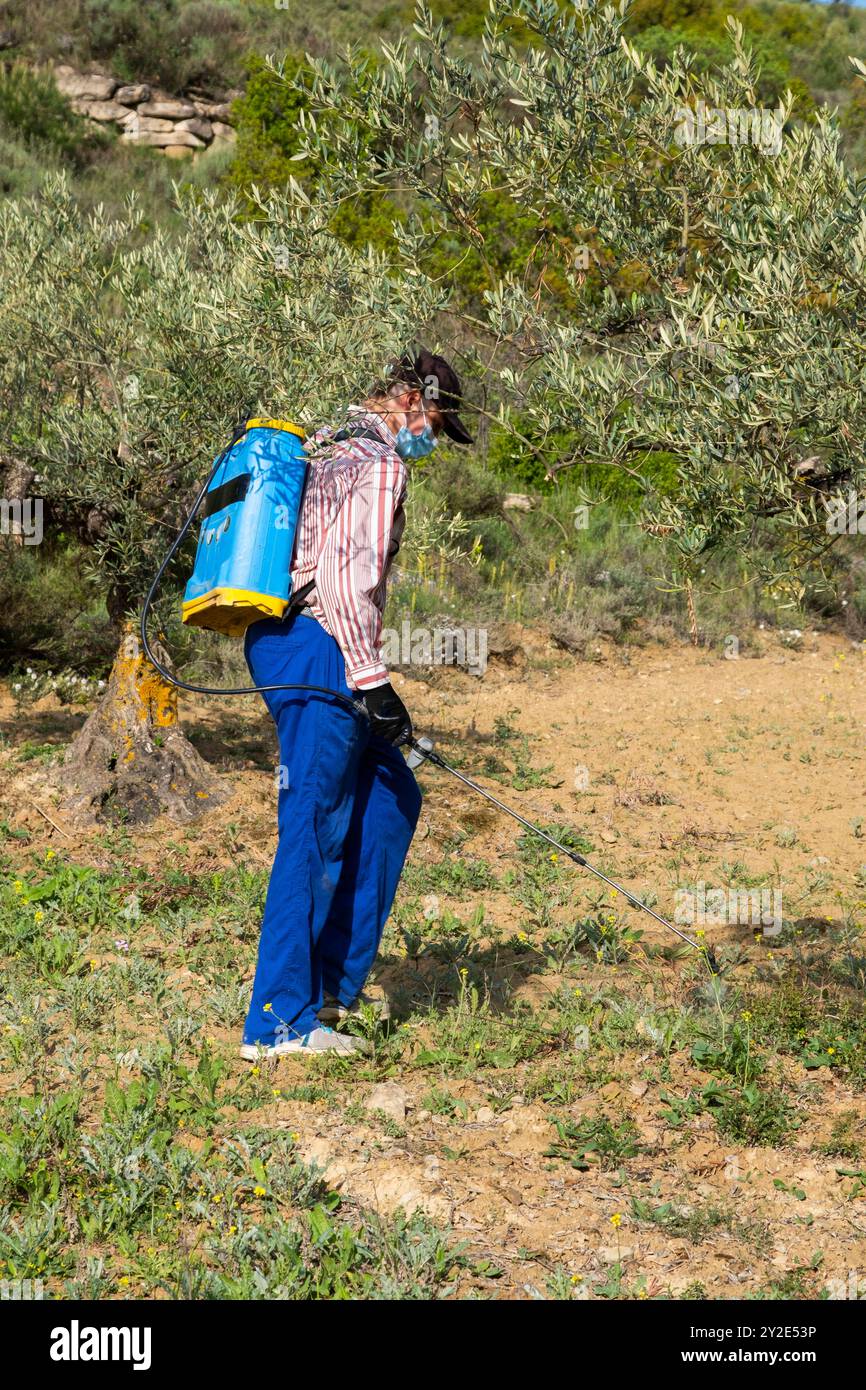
[139,433,368,720]
[408,737,720,973]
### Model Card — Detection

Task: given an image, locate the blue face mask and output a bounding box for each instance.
[394,405,438,460]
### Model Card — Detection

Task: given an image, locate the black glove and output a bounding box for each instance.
[363,681,413,746]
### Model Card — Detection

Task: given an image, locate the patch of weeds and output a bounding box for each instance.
[403,857,499,895]
[815,1110,862,1160]
[413,987,550,1074]
[545,1112,642,1170]
[0,822,30,843]
[658,1086,711,1128]
[571,912,644,966]
[203,980,250,1028]
[272,1083,335,1106]
[0,1091,80,1207]
[419,1088,469,1120]
[14,741,59,764]
[659,1077,794,1145]
[710,1084,797,1147]
[0,1201,74,1280]
[691,1020,764,1086]
[746,1254,824,1301]
[516,824,593,869]
[679,1281,709,1299]
[197,1204,473,1300]
[747,977,866,1080]
[4,861,124,930]
[631,1196,738,1244]
[524,1066,577,1106]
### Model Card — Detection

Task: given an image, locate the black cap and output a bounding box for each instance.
[389,348,474,445]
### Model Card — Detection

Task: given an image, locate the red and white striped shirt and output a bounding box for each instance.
[291,408,407,691]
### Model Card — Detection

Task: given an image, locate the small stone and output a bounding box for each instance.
[77,100,133,122]
[599,1245,635,1263]
[122,130,205,149]
[55,71,117,101]
[174,116,213,141]
[132,116,177,133]
[138,99,196,119]
[364,1082,407,1124]
[114,84,151,105]
[210,121,237,141]
[475,1106,496,1123]
[503,493,533,512]
[372,1173,450,1221]
[194,100,233,120]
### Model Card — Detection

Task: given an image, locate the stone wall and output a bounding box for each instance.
[53,66,238,159]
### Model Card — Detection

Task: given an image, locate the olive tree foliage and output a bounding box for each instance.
[0,174,445,625]
[273,0,866,603]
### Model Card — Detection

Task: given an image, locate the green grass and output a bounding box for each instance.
[0,770,863,1299]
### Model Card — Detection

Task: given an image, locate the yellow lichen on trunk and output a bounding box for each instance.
[119,623,179,730]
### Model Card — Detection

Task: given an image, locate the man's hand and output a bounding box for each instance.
[362,682,413,746]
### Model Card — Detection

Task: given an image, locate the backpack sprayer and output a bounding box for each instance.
[140,417,367,716]
[140,420,717,972]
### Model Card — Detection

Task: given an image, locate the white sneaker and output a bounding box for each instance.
[239,1026,371,1060]
[318,989,391,1023]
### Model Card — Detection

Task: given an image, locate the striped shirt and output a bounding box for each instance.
[291,408,407,691]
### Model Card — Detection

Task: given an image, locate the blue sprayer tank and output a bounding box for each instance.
[182,418,308,638]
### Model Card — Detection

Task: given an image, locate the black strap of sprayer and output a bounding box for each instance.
[138,421,368,718]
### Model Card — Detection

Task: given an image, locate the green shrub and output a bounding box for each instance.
[227,51,314,197]
[0,542,116,675]
[0,64,94,162]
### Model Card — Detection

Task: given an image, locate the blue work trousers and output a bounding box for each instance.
[242,613,421,1046]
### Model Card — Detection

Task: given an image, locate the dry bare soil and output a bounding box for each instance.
[1,626,865,1300]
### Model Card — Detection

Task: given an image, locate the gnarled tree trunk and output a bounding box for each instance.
[56,622,227,825]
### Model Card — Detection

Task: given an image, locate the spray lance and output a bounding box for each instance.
[406,737,719,974]
[139,420,717,974]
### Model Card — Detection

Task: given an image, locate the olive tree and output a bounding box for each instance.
[274,0,866,626]
[0,174,444,821]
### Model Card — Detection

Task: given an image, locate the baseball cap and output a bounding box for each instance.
[390,348,474,445]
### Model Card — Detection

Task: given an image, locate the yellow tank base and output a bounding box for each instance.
[181,588,288,638]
